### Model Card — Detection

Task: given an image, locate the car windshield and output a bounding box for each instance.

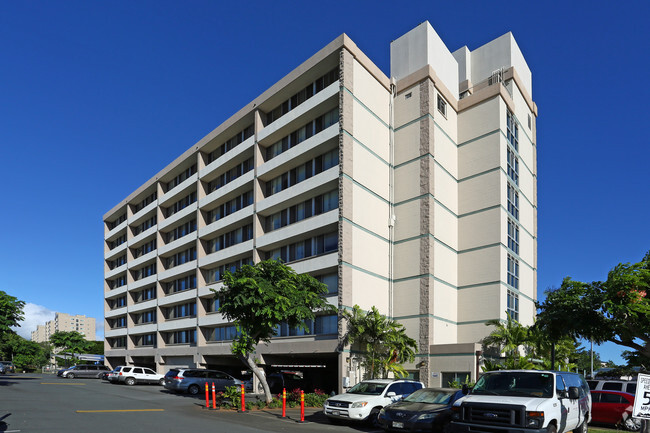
[472,372,553,398]
[347,382,388,395]
[404,389,455,404]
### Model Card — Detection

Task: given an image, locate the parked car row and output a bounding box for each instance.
[56,364,243,394]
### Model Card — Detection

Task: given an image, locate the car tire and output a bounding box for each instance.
[188,384,200,395]
[367,408,381,427]
[125,377,136,386]
[67,373,75,379]
[158,378,165,386]
[623,415,642,431]
[547,424,557,433]
[577,417,588,433]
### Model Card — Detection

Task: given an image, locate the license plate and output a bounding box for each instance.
[392,421,404,428]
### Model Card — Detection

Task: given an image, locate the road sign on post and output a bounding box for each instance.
[633,374,650,424]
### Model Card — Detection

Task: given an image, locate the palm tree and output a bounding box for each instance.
[483,313,529,368]
[341,305,417,379]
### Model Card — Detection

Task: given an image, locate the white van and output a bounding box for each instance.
[451,370,591,433]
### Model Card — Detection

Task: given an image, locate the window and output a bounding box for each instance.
[135,309,156,325]
[507,255,519,290]
[265,190,338,232]
[110,275,126,289]
[112,316,127,328]
[135,286,156,303]
[507,219,519,254]
[527,114,532,130]
[166,164,197,191]
[207,224,253,254]
[133,263,156,281]
[442,372,472,388]
[265,107,339,160]
[207,326,240,341]
[108,254,127,270]
[315,315,337,334]
[507,290,519,321]
[135,333,156,347]
[165,275,197,294]
[207,158,253,193]
[110,296,127,309]
[266,67,339,124]
[264,231,338,262]
[166,219,197,243]
[133,239,156,258]
[507,110,519,151]
[166,191,197,217]
[108,234,126,250]
[133,215,157,236]
[165,247,197,269]
[316,273,338,295]
[507,183,519,220]
[167,302,196,319]
[265,149,338,197]
[437,94,447,117]
[207,125,254,163]
[166,330,196,345]
[206,191,253,224]
[110,336,127,348]
[107,214,127,230]
[205,258,253,284]
[134,192,157,213]
[507,148,519,185]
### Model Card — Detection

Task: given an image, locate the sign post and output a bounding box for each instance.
[632,374,650,433]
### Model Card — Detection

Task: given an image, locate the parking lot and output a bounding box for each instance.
[0,373,382,433]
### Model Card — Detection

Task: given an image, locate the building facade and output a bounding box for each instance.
[31,313,97,343]
[103,22,537,391]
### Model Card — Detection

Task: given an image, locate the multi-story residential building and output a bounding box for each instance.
[103,21,537,391]
[31,313,97,343]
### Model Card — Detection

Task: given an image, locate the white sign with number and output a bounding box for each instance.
[633,373,650,420]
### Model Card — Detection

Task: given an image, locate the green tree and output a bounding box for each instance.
[536,251,650,361]
[0,291,25,336]
[49,331,92,366]
[215,259,335,404]
[0,333,48,371]
[340,305,417,380]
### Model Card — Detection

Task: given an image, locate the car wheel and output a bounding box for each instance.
[367,408,381,427]
[158,378,165,386]
[188,384,200,395]
[547,423,557,433]
[125,377,136,386]
[67,373,75,379]
[577,417,588,433]
[624,415,642,431]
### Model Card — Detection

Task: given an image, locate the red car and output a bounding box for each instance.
[590,390,641,431]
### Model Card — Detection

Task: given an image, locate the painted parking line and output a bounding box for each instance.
[41,382,86,385]
[76,409,165,413]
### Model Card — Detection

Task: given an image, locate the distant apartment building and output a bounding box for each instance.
[31,313,97,343]
[103,21,537,391]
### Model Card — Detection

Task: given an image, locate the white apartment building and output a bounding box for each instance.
[31,313,97,343]
[103,21,537,392]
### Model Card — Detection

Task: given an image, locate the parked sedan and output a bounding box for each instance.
[590,390,641,431]
[164,369,242,395]
[378,387,464,432]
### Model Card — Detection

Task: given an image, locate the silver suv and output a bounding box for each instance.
[163,368,242,395]
[110,366,164,386]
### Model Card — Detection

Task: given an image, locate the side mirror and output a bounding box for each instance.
[462,384,469,395]
[386,392,396,398]
[568,387,580,400]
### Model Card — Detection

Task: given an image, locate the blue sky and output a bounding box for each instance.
[1,1,648,364]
